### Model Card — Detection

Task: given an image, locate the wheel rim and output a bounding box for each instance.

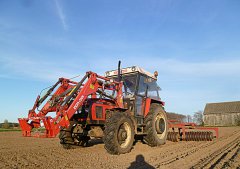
[117,122,132,149]
[155,113,167,139]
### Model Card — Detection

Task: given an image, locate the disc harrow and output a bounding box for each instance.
[167,120,218,142]
[167,131,214,142]
[184,131,213,141]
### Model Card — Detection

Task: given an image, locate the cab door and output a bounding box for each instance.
[135,75,148,117]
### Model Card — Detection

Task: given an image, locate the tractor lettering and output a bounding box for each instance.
[73,95,84,110]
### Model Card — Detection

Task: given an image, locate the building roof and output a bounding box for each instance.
[204,101,240,115]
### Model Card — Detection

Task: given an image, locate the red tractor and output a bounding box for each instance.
[18,62,218,153]
[57,62,168,154]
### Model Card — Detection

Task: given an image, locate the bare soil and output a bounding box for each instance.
[0,127,239,169]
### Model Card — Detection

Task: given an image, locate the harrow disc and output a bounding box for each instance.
[167,132,179,142]
[199,132,202,141]
[185,132,189,141]
[209,131,214,141]
[204,132,208,141]
[167,132,171,141]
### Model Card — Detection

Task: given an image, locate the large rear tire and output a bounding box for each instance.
[144,103,168,146]
[103,112,135,155]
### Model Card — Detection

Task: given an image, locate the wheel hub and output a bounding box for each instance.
[121,131,127,140]
[118,129,127,141]
[156,117,165,134]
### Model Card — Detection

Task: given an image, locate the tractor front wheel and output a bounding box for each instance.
[59,127,74,149]
[103,112,134,155]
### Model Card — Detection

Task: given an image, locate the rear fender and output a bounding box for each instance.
[144,98,165,117]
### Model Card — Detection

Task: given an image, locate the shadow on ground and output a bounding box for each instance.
[128,154,155,169]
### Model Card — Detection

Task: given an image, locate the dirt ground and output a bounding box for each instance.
[0,127,239,169]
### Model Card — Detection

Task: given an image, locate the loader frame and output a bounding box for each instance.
[18,78,78,137]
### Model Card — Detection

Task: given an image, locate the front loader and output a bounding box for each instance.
[18,78,78,137]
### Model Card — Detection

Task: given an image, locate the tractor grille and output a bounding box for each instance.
[96,106,103,118]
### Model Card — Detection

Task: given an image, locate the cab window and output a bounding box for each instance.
[138,75,160,100]
[147,80,160,100]
[138,75,147,96]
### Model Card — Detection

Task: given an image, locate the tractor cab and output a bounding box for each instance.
[105,66,162,118]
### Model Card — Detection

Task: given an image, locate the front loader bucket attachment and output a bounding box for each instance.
[18,77,78,138]
[18,118,33,137]
[18,117,59,138]
[42,116,59,138]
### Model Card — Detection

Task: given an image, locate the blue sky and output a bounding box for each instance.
[0,0,240,122]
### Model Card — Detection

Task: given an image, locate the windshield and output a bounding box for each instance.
[122,74,138,94]
[111,73,160,99]
[147,80,160,100]
[138,75,160,100]
[113,74,138,95]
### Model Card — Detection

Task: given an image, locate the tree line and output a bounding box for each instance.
[0,119,19,129]
[166,111,204,125]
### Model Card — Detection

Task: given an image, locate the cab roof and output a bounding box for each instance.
[105,66,157,80]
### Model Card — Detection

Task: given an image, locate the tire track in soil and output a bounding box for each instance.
[154,141,215,168]
[191,136,240,169]
[221,147,240,169]
[153,130,240,168]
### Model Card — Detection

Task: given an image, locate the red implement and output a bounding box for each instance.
[167,120,218,142]
[18,78,77,137]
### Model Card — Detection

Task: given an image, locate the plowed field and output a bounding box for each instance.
[0,127,239,169]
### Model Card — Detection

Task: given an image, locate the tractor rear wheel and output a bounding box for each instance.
[144,103,168,146]
[103,112,135,155]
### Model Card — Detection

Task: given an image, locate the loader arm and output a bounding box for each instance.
[28,78,77,118]
[37,79,77,117]
[55,71,124,128]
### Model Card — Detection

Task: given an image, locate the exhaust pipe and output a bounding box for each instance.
[118,60,122,82]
